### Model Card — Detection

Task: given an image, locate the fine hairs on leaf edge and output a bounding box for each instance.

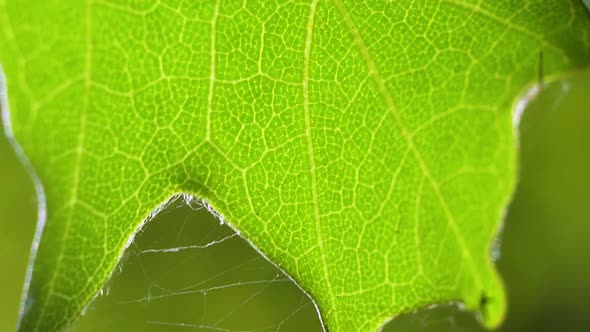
[1,61,584,331]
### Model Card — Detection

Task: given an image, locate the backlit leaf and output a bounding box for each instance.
[1,1,589,331]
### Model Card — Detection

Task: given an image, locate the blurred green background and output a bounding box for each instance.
[1,71,589,332]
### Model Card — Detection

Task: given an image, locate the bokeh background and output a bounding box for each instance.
[1,71,589,332]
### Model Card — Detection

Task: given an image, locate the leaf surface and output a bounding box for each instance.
[1,1,589,331]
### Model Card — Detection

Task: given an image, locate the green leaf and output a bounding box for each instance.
[1,1,589,331]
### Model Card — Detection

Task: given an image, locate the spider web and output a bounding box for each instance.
[69,195,323,332]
